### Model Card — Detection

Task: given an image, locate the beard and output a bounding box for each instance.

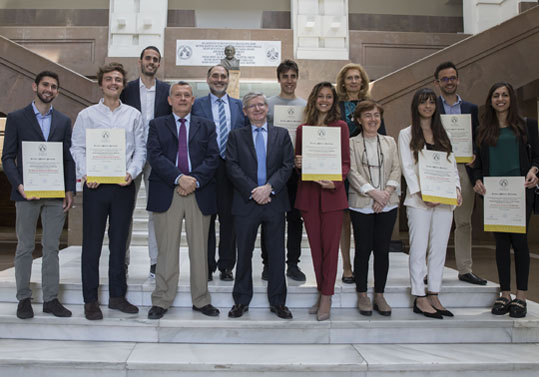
[141,64,157,77]
[37,91,54,104]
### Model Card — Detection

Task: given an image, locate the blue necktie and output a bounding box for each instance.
[217,99,228,158]
[255,128,266,186]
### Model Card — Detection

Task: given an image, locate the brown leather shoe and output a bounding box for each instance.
[108,297,139,314]
[357,294,373,316]
[84,302,103,320]
[373,295,391,316]
[317,294,331,321]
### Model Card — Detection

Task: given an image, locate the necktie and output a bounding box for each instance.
[217,98,228,158]
[177,118,189,173]
[255,128,266,186]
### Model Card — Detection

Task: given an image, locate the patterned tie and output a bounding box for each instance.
[177,118,189,173]
[255,127,266,186]
[217,98,229,158]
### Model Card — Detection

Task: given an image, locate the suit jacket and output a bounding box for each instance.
[1,104,76,201]
[192,94,246,131]
[120,78,171,118]
[146,114,219,215]
[437,96,479,184]
[295,121,351,213]
[348,133,401,209]
[226,124,294,216]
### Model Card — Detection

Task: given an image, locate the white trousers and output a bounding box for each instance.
[407,205,453,296]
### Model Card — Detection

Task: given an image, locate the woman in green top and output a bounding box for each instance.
[473,82,539,318]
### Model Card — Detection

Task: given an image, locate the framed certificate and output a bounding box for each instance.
[484,176,526,234]
[441,114,473,163]
[86,128,126,184]
[273,105,305,146]
[301,126,342,181]
[22,141,65,198]
[418,149,457,205]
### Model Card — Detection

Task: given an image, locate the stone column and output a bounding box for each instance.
[291,0,349,60]
[463,0,536,34]
[108,0,168,57]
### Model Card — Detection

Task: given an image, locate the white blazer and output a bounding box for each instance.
[398,125,460,209]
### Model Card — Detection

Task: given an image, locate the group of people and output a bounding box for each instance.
[2,45,537,323]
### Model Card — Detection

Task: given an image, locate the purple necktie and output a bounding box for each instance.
[177,118,189,173]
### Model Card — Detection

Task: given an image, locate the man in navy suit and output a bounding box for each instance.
[1,71,75,319]
[192,64,247,282]
[226,92,294,319]
[434,61,486,286]
[120,46,171,278]
[146,81,220,319]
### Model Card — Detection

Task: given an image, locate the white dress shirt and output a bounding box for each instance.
[70,98,146,180]
[139,78,156,143]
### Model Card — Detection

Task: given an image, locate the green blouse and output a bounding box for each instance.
[488,127,520,176]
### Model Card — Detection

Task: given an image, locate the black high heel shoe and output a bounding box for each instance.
[413,298,443,319]
[428,293,454,317]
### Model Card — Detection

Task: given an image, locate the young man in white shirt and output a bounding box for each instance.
[71,63,146,320]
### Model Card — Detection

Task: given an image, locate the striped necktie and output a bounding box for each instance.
[217,98,229,158]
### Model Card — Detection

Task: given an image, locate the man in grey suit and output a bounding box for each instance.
[1,71,75,319]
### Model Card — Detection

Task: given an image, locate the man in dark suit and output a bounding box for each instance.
[1,71,75,319]
[192,64,246,282]
[226,92,294,319]
[120,46,171,278]
[434,61,486,286]
[146,81,220,320]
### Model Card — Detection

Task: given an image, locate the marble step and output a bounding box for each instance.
[0,247,498,309]
[0,339,538,377]
[0,303,538,344]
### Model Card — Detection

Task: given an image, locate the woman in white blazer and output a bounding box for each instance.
[348,100,400,316]
[398,88,462,319]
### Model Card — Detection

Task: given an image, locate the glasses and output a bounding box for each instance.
[438,76,457,83]
[247,103,266,110]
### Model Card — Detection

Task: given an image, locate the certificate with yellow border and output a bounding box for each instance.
[441,114,473,163]
[301,126,342,181]
[86,128,126,184]
[22,141,65,198]
[484,176,526,234]
[418,149,457,205]
[273,105,305,146]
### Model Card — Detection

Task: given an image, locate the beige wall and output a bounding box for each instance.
[0,0,108,8]
[349,0,462,16]
[169,0,290,11]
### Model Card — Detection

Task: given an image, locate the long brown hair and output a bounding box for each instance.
[409,88,452,162]
[335,63,371,102]
[304,82,341,125]
[476,82,526,147]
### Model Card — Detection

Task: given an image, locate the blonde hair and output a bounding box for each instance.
[335,63,371,102]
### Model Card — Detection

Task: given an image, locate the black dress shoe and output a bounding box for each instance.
[228,304,249,318]
[413,299,443,319]
[341,274,354,284]
[193,304,220,317]
[286,265,306,282]
[219,269,234,281]
[458,273,487,285]
[261,266,269,281]
[509,299,527,318]
[492,296,511,315]
[270,305,293,319]
[148,306,167,319]
[43,298,72,317]
[109,297,139,314]
[435,308,454,317]
[84,302,103,320]
[17,298,34,319]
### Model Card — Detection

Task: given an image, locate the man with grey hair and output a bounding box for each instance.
[226,92,294,319]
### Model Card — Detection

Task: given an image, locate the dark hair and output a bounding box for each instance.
[140,46,161,61]
[207,64,229,78]
[276,59,299,80]
[353,100,384,132]
[35,71,59,88]
[409,88,452,162]
[97,63,127,87]
[304,82,340,125]
[476,82,526,147]
[434,61,458,80]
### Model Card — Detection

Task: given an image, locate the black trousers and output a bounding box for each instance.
[208,158,236,273]
[233,206,287,306]
[350,208,397,293]
[82,183,135,303]
[493,194,532,292]
[261,170,302,267]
